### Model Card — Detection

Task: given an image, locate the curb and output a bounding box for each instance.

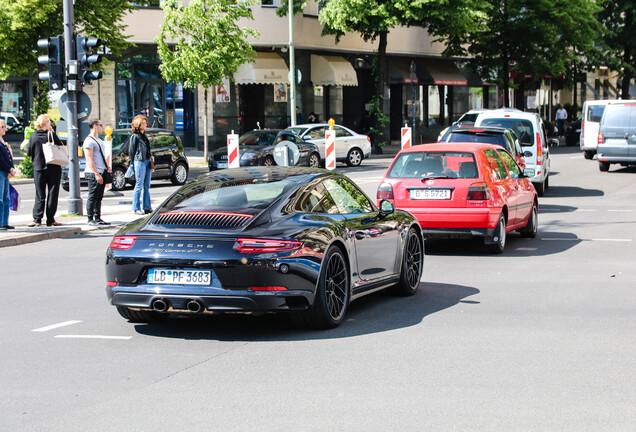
[0,227,80,248]
[9,178,33,185]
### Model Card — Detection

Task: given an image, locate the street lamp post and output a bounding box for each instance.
[288,0,296,127]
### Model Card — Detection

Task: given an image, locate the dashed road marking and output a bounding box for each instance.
[608,209,632,212]
[54,335,132,340]
[32,320,82,332]
[541,238,632,242]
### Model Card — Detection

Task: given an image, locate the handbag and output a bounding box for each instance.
[42,131,70,166]
[9,184,20,211]
[125,163,135,179]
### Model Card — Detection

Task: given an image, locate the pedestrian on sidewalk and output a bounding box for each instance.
[556,104,568,138]
[128,115,153,215]
[26,114,65,227]
[83,119,111,226]
[0,119,17,230]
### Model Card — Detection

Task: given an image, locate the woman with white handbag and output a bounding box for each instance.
[26,114,66,227]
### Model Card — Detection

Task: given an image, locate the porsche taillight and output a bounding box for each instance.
[236,238,302,253]
[377,182,394,200]
[467,182,490,201]
[109,236,137,250]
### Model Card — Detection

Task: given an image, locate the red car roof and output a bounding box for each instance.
[399,142,503,154]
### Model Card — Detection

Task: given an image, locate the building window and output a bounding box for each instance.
[261,0,277,6]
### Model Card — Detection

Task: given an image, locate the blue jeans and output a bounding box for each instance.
[133,159,152,211]
[0,171,10,227]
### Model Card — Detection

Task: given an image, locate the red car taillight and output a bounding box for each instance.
[377,182,394,200]
[251,286,288,291]
[109,236,137,250]
[536,132,542,163]
[467,182,491,201]
[236,238,302,253]
[598,133,604,145]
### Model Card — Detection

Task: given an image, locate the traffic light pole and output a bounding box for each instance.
[63,0,82,215]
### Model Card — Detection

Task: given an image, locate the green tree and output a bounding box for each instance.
[596,0,635,99]
[445,0,599,107]
[279,0,482,153]
[0,0,136,80]
[156,0,259,160]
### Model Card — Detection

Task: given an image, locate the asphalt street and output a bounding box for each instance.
[1,146,634,431]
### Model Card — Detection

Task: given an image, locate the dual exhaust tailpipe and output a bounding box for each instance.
[152,298,204,314]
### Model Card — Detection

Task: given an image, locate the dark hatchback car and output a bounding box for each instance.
[106,167,423,329]
[62,128,189,191]
[208,129,321,171]
[439,126,527,170]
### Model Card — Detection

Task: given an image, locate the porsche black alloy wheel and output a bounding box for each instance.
[293,247,350,329]
[390,228,422,296]
[116,306,169,323]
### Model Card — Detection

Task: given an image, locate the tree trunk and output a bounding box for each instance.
[503,54,510,108]
[371,31,388,154]
[203,87,208,162]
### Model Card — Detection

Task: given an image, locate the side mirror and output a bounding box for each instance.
[548,138,559,147]
[523,151,533,158]
[379,199,395,217]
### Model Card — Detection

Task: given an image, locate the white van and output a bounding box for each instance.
[580,100,629,159]
[0,112,23,134]
[475,109,557,196]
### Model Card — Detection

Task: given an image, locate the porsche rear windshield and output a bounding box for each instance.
[162,178,296,211]
[387,152,478,179]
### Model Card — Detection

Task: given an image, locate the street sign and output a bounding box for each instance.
[273,141,300,166]
[59,90,91,121]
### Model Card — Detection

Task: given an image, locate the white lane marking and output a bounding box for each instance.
[32,320,82,332]
[541,238,632,242]
[608,209,632,212]
[54,335,132,340]
[515,247,538,251]
[576,209,598,212]
[571,156,584,159]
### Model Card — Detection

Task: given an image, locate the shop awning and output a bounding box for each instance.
[423,60,468,86]
[311,55,358,86]
[233,52,289,85]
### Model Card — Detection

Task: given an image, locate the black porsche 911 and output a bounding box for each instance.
[106,167,424,329]
[207,129,321,171]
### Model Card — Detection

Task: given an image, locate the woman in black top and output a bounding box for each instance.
[0,119,17,230]
[26,114,66,227]
[128,114,153,215]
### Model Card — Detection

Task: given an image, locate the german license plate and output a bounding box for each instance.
[148,269,212,285]
[217,162,228,169]
[410,189,451,200]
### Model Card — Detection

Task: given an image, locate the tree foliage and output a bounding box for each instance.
[595,0,636,98]
[445,0,600,107]
[0,0,136,80]
[156,0,259,90]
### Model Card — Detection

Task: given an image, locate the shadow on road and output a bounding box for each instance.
[132,282,480,341]
[542,185,604,198]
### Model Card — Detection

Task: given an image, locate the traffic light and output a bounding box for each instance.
[75,35,103,85]
[37,36,64,90]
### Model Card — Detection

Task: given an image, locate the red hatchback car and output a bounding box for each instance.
[377,143,538,253]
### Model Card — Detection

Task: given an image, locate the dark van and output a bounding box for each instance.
[597,104,636,172]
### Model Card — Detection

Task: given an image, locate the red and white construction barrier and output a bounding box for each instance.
[401,125,411,150]
[227,131,240,168]
[325,129,336,170]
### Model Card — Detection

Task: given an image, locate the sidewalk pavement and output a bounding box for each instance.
[1,145,402,248]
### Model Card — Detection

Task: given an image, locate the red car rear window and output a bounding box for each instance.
[387,152,478,179]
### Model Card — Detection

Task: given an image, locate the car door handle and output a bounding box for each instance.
[355,230,367,240]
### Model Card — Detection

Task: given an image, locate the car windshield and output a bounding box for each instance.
[588,105,606,122]
[602,105,635,128]
[239,131,278,146]
[161,178,297,212]
[110,132,132,152]
[480,118,534,145]
[387,152,478,179]
[447,132,509,152]
[287,127,309,136]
